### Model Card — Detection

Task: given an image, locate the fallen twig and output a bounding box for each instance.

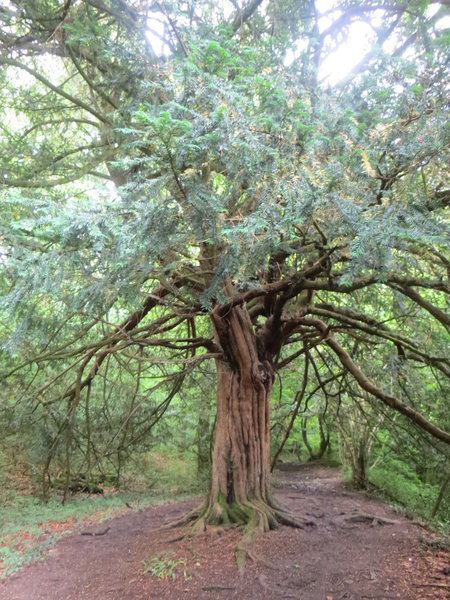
[413,583,450,589]
[202,586,235,591]
[80,526,110,537]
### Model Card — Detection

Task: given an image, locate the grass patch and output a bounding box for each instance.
[142,551,189,581]
[367,460,450,532]
[0,451,204,578]
[0,490,156,578]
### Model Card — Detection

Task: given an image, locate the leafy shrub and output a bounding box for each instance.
[142,551,188,580]
[370,458,449,524]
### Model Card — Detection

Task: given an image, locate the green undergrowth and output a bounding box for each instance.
[0,450,204,578]
[338,457,448,536]
[133,450,204,496]
[369,463,449,528]
[142,551,189,581]
[0,491,159,578]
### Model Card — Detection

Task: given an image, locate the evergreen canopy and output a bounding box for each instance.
[0,0,449,525]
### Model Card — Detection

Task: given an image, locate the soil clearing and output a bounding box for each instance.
[1,464,448,600]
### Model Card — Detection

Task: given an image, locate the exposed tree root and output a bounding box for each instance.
[241,547,280,570]
[192,493,316,573]
[143,505,204,540]
[412,583,450,589]
[157,491,316,573]
[165,534,186,543]
[165,506,203,530]
[273,509,316,529]
[80,527,111,537]
[344,514,399,526]
[202,586,235,592]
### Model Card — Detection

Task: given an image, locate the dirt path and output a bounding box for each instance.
[1,464,448,600]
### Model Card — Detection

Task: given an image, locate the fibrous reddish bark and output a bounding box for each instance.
[197,304,297,532]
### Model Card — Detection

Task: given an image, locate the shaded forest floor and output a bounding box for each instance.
[1,464,449,600]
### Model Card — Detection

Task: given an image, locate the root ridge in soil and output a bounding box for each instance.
[1,464,448,600]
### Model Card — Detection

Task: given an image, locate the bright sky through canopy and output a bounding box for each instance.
[144,1,381,84]
[275,1,449,84]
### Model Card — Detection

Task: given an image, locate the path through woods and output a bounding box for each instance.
[1,464,449,599]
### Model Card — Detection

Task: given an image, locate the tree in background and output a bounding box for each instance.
[1,0,449,531]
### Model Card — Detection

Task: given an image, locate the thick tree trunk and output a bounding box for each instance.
[206,358,274,524]
[200,304,280,531]
[190,304,310,535]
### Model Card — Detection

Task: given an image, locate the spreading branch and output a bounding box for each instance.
[300,317,450,445]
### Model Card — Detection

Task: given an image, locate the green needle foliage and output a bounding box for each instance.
[0,1,448,520]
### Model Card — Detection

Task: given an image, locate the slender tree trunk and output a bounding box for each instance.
[317,414,331,459]
[431,471,450,519]
[301,415,330,461]
[352,440,368,489]
[200,305,279,531]
[196,395,212,478]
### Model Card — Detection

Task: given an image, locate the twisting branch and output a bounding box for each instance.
[58,283,182,403]
[389,285,450,330]
[231,0,264,33]
[65,43,119,109]
[309,305,450,377]
[156,1,189,57]
[0,58,109,124]
[299,317,450,445]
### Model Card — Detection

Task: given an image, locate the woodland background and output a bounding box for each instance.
[0,0,449,575]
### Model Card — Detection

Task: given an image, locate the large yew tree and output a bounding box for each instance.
[1,0,449,529]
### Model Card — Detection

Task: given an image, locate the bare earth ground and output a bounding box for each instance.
[1,464,449,600]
